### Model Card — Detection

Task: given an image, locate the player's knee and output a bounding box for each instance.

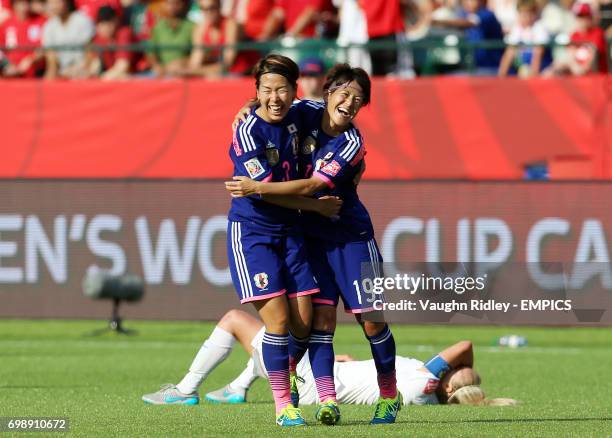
[360,320,386,337]
[312,307,337,332]
[218,309,244,330]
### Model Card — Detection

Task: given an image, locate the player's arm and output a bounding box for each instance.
[421,340,474,378]
[262,195,342,217]
[226,174,328,197]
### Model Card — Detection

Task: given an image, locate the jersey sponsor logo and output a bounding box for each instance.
[320,160,341,177]
[424,378,439,394]
[323,152,334,161]
[254,272,269,289]
[266,140,276,149]
[287,123,297,134]
[302,137,316,154]
[244,157,265,178]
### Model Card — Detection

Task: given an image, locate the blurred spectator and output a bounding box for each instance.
[241,0,277,40]
[538,0,575,39]
[498,0,551,77]
[188,0,242,77]
[333,0,371,73]
[76,5,134,78]
[42,0,95,79]
[489,0,517,33]
[0,0,46,77]
[545,2,607,74]
[30,0,44,15]
[298,56,325,100]
[359,0,415,77]
[76,0,121,22]
[268,0,325,38]
[1,0,12,25]
[433,0,504,74]
[148,0,194,77]
[122,0,155,41]
[600,0,612,38]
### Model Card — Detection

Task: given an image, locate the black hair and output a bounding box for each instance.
[96,5,117,23]
[65,0,77,13]
[253,54,299,90]
[323,64,371,106]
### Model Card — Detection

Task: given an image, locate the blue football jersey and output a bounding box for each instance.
[295,101,375,242]
[228,107,302,233]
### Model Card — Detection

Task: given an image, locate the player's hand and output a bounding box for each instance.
[317,195,342,218]
[232,98,259,131]
[224,176,260,197]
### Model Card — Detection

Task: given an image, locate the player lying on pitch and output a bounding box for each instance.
[142,309,517,407]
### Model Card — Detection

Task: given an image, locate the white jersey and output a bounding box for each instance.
[251,328,439,406]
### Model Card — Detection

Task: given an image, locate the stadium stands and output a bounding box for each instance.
[0,0,610,78]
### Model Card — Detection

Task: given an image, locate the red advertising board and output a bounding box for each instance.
[0,75,609,180]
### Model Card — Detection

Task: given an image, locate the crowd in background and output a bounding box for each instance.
[0,0,609,79]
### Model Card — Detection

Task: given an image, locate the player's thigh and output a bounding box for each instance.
[283,232,319,299]
[304,236,342,311]
[329,238,383,314]
[227,221,285,305]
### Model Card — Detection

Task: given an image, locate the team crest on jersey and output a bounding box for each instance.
[302,136,316,154]
[287,123,297,134]
[244,158,265,178]
[321,160,341,177]
[254,272,269,289]
[265,148,279,166]
[323,152,334,161]
[315,159,326,171]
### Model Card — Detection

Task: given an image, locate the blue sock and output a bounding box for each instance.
[308,330,336,402]
[366,324,397,399]
[288,332,309,373]
[262,332,291,412]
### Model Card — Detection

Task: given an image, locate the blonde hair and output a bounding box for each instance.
[446,368,518,406]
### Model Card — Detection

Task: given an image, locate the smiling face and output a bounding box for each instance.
[255,73,296,123]
[325,80,365,130]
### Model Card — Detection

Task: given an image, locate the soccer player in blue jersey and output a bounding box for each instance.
[226,64,402,426]
[224,54,344,427]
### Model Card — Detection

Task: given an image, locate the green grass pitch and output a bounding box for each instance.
[0,320,611,437]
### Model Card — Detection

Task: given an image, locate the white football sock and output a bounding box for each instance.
[228,358,258,391]
[177,326,236,394]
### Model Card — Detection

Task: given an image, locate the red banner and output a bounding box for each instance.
[0,75,609,179]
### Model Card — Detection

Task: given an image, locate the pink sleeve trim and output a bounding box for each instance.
[261,174,273,182]
[313,171,335,189]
